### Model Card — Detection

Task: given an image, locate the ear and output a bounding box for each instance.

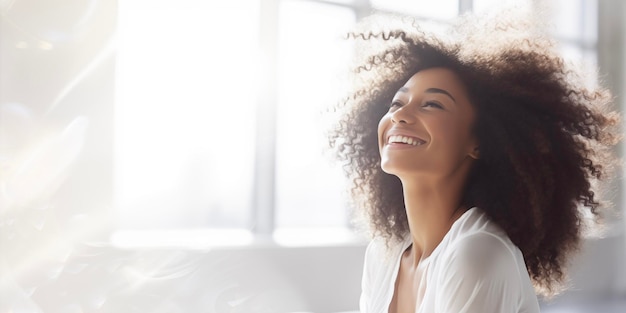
[468,145,480,160]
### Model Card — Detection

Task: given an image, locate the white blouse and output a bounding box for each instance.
[359,207,540,313]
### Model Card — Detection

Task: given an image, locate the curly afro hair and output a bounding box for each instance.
[328,10,620,297]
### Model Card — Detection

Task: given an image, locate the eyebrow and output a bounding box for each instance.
[398,87,457,103]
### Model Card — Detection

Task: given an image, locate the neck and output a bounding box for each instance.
[399,174,469,267]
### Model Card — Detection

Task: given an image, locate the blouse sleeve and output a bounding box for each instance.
[434,233,523,313]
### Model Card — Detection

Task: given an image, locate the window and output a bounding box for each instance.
[113,0,603,245]
[114,0,364,241]
[475,0,598,70]
[371,0,459,19]
[275,0,355,230]
[115,0,259,230]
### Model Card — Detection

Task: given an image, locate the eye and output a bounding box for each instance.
[422,101,444,109]
[389,101,403,108]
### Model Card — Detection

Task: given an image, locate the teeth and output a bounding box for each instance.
[389,135,423,146]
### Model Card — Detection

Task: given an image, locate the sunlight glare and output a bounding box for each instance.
[115,0,259,229]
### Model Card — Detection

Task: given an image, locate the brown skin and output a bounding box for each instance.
[379,68,479,312]
[330,13,619,297]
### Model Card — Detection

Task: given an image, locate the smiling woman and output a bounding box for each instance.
[329,7,620,313]
[379,68,478,180]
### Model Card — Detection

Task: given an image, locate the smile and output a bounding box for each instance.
[387,135,425,146]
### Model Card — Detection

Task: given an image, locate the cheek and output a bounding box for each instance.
[377,115,390,148]
[444,119,475,152]
[431,120,467,150]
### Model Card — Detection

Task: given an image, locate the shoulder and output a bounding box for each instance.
[447,232,520,275]
[428,209,539,312]
[364,235,409,265]
[362,235,410,280]
[360,235,410,312]
[438,208,525,281]
[431,232,532,312]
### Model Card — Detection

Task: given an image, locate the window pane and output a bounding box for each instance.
[275,1,355,228]
[581,0,598,44]
[371,0,459,20]
[543,0,597,43]
[473,0,531,14]
[115,0,259,229]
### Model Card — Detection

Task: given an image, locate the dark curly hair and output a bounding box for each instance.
[328,11,620,297]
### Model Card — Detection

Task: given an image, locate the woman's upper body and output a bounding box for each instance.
[360,207,540,313]
[329,7,619,313]
[376,65,491,312]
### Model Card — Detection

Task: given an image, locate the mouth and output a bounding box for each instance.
[387,135,426,146]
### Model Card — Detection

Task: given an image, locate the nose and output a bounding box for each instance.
[390,105,417,124]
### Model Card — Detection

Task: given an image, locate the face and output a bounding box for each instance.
[378,67,478,180]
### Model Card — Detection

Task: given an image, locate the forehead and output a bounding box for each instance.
[401,67,468,95]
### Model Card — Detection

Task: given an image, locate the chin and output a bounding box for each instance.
[381,162,409,176]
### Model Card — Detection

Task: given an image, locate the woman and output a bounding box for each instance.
[329,9,620,313]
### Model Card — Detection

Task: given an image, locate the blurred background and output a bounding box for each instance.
[0,0,625,312]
